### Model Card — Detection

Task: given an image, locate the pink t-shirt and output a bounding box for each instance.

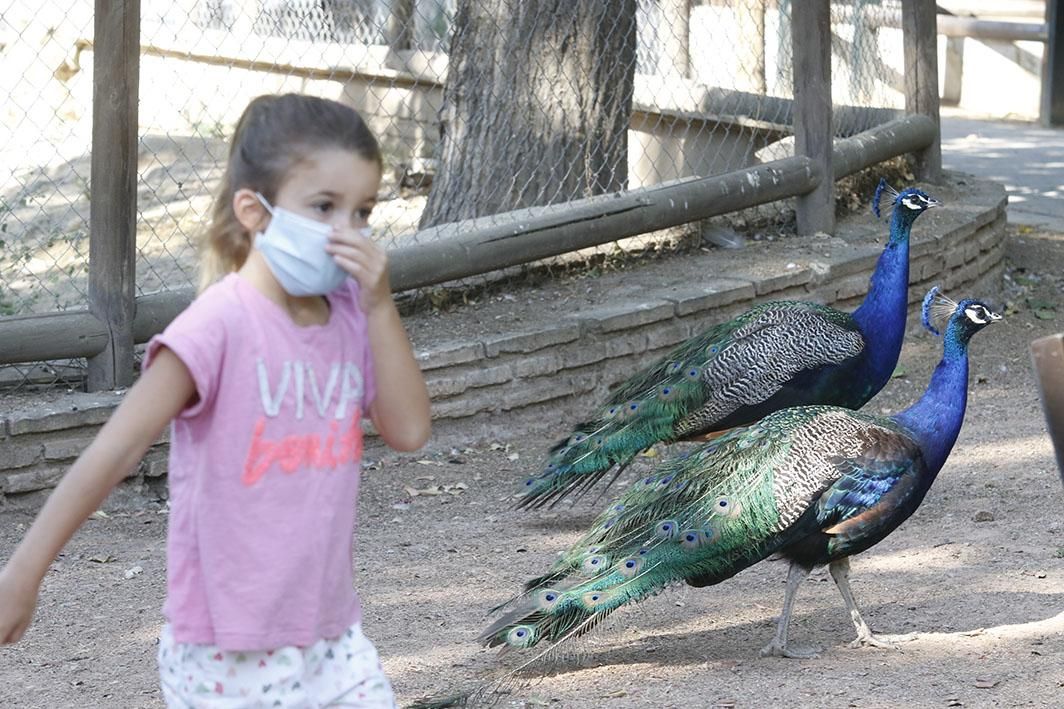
[144,273,376,651]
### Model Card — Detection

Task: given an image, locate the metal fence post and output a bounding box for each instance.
[792,0,834,235]
[87,0,140,391]
[902,0,942,180]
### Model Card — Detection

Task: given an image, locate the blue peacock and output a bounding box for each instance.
[482,288,999,672]
[520,180,941,509]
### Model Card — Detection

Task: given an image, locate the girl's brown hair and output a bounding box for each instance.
[199,93,382,291]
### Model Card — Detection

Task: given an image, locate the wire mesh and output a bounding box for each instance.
[0,0,916,388]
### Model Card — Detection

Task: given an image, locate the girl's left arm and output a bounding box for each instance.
[365,300,431,451]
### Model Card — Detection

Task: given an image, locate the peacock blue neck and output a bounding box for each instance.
[893,332,970,476]
[851,210,913,382]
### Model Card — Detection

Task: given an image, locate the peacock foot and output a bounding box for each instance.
[848,631,920,650]
[759,640,821,659]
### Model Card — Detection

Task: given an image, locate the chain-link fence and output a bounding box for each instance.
[0,0,923,389]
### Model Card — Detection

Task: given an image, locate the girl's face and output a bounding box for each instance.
[272,148,382,232]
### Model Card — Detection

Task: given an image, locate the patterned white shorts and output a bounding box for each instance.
[157,622,396,708]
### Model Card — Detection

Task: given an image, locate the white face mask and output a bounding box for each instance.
[253,193,350,297]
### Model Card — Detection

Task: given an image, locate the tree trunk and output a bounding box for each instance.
[420,0,637,227]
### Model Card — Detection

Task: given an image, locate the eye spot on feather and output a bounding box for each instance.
[706,344,720,355]
[613,503,625,512]
[603,516,618,530]
[712,496,742,518]
[605,405,620,419]
[506,625,536,648]
[684,367,701,381]
[657,385,676,400]
[536,589,562,608]
[654,520,680,540]
[666,361,682,374]
[568,432,587,446]
[582,591,611,608]
[657,475,674,488]
[617,557,644,578]
[581,555,608,574]
[702,525,721,543]
[680,529,702,549]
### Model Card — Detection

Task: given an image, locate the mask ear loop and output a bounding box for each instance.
[254,192,275,215]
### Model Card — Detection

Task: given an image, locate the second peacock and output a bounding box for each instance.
[485,287,1000,663]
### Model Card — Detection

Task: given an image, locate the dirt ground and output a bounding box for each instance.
[1,225,1063,709]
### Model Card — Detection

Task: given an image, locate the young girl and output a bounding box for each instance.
[0,93,430,707]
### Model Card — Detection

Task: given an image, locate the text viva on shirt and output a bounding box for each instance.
[242,358,366,486]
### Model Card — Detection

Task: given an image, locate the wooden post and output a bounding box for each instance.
[660,0,691,79]
[1031,333,1064,484]
[87,0,140,391]
[792,0,834,235]
[942,36,964,105]
[938,6,968,106]
[901,0,942,180]
[1042,0,1064,126]
[735,0,765,92]
[387,0,414,51]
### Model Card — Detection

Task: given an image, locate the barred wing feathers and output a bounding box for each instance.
[520,302,866,508]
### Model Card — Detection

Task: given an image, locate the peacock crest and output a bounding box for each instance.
[872,177,940,223]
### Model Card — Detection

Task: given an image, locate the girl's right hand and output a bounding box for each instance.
[0,566,40,644]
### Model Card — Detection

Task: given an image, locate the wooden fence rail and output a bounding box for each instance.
[0,112,935,366]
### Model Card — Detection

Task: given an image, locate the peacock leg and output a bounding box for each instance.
[829,558,918,649]
[760,562,820,659]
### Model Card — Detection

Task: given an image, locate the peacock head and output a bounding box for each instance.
[921,286,1002,343]
[872,178,941,232]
